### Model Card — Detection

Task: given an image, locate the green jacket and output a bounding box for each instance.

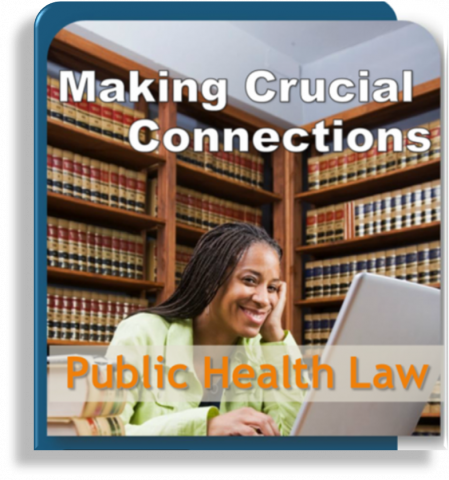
[107,313,306,436]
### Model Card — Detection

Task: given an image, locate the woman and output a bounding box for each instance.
[109,223,306,436]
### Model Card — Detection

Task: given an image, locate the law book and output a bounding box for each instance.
[429,120,441,162]
[356,150,367,179]
[366,142,378,177]
[112,103,125,142]
[318,155,329,189]
[49,77,63,121]
[100,162,110,206]
[135,172,147,214]
[62,87,77,126]
[122,106,135,144]
[135,235,144,280]
[76,94,90,131]
[100,100,114,139]
[89,160,102,204]
[148,178,158,217]
[88,98,102,135]
[346,151,357,182]
[337,151,348,184]
[307,156,320,190]
[118,167,128,210]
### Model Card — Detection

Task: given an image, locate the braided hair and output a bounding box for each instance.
[147,222,282,320]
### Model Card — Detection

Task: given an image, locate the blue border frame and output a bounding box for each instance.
[35,1,398,450]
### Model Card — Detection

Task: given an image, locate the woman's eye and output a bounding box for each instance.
[268,286,278,293]
[243,277,256,285]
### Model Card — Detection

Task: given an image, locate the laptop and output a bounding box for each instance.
[291,273,442,436]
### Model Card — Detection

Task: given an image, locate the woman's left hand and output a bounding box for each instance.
[260,281,287,343]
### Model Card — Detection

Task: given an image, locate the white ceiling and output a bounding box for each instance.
[230,21,409,65]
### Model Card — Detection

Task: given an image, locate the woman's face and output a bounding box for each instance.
[208,242,281,339]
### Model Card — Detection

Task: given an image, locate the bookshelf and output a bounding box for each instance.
[46,29,291,347]
[292,78,441,343]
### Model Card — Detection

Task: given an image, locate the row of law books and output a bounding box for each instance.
[148,179,263,230]
[47,76,148,145]
[47,217,145,280]
[48,357,126,436]
[47,145,147,214]
[177,135,265,189]
[413,425,440,436]
[306,180,441,245]
[307,120,441,191]
[47,287,148,343]
[305,241,441,299]
[303,312,338,349]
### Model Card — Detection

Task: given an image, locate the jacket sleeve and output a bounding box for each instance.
[106,315,219,436]
[260,331,309,436]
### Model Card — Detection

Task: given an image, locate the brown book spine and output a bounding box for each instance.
[126,170,137,211]
[101,228,113,276]
[52,148,63,194]
[100,101,114,139]
[112,103,125,142]
[47,216,58,267]
[118,167,128,210]
[60,290,72,340]
[68,221,80,271]
[62,88,77,126]
[69,291,81,341]
[62,150,75,197]
[109,164,119,209]
[122,107,134,144]
[111,231,120,277]
[100,162,110,206]
[57,219,69,269]
[77,223,87,272]
[89,293,100,342]
[135,172,147,214]
[47,287,56,339]
[135,235,144,280]
[118,232,128,278]
[49,78,63,121]
[90,160,101,204]
[88,98,102,135]
[47,145,54,192]
[76,94,90,130]
[127,234,137,279]
[72,154,83,199]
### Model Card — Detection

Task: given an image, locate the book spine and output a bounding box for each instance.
[68,221,80,271]
[47,216,58,267]
[135,172,147,214]
[109,164,120,209]
[62,150,75,197]
[62,88,77,126]
[126,170,137,211]
[52,148,63,194]
[111,231,120,277]
[135,235,144,280]
[118,167,128,210]
[88,98,102,135]
[47,145,54,191]
[127,234,137,279]
[90,160,101,204]
[49,78,63,121]
[72,154,83,199]
[76,94,90,131]
[100,162,110,206]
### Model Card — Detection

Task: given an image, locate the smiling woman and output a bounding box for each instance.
[107,223,307,436]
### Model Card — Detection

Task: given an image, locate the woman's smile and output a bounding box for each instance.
[239,306,270,325]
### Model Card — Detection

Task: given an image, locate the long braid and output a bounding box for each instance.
[138,223,282,320]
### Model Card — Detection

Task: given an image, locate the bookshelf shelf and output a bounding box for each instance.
[296,222,441,258]
[47,339,109,347]
[47,117,165,170]
[47,192,165,231]
[176,223,207,245]
[295,160,440,206]
[177,161,282,206]
[47,267,164,293]
[295,282,440,307]
[420,412,441,418]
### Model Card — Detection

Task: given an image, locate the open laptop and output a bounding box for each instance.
[291,273,442,436]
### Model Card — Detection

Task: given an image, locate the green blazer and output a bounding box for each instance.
[107,313,306,436]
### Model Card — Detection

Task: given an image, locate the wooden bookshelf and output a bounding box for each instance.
[295,282,440,308]
[296,222,440,258]
[176,223,207,246]
[177,161,282,206]
[47,339,109,347]
[420,412,441,419]
[46,29,289,322]
[47,267,164,293]
[48,192,165,231]
[47,117,165,170]
[295,160,440,205]
[292,79,441,342]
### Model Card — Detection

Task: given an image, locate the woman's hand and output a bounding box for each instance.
[260,281,287,343]
[207,407,280,436]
